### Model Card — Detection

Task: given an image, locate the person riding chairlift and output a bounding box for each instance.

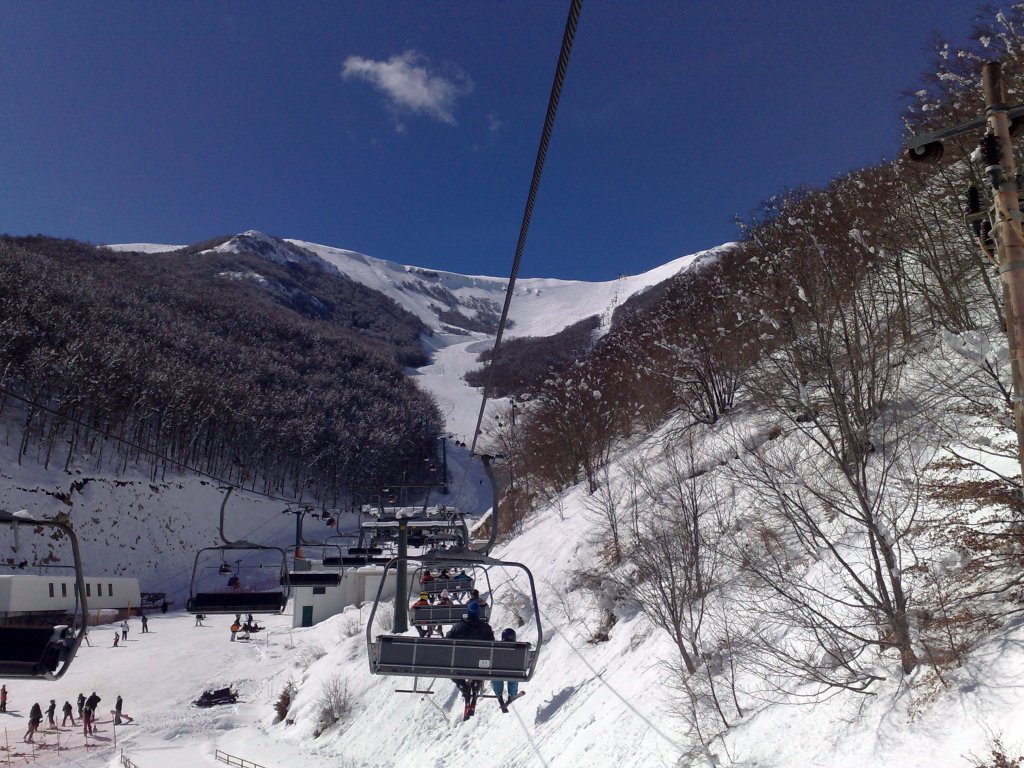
[446,600,495,720]
[411,591,432,637]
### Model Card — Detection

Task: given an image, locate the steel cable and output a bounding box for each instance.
[468,0,583,457]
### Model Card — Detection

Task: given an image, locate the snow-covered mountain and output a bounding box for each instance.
[289,235,724,440]
[112,230,726,442]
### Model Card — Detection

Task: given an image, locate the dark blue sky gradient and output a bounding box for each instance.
[0,2,978,279]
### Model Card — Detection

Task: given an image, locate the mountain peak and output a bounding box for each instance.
[210,231,338,274]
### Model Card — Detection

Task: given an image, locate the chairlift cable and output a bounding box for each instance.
[468,0,583,457]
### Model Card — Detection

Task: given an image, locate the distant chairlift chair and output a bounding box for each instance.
[0,511,89,680]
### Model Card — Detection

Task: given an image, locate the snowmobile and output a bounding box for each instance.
[193,687,238,707]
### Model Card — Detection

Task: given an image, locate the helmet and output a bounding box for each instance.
[440,589,450,599]
[501,628,517,642]
[419,592,429,599]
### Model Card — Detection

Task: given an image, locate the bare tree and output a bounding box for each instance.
[582,465,625,565]
[605,430,741,743]
[737,237,928,679]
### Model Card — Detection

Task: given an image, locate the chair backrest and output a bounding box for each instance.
[422,578,474,596]
[409,603,490,626]
[288,572,342,587]
[187,591,287,614]
[372,636,533,681]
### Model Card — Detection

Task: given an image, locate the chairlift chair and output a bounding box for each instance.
[187,544,290,614]
[0,511,88,680]
[287,542,345,587]
[185,488,289,615]
[367,553,541,684]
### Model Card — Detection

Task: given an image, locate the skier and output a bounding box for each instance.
[76,692,85,718]
[453,570,471,599]
[1,684,8,712]
[61,700,74,727]
[434,589,453,635]
[45,699,56,729]
[140,614,149,633]
[491,627,522,712]
[81,703,93,736]
[25,702,41,742]
[411,591,432,637]
[446,601,494,720]
[113,632,119,647]
[121,619,129,641]
[160,600,168,614]
[85,691,101,714]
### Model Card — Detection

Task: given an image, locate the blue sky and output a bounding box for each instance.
[0,1,975,280]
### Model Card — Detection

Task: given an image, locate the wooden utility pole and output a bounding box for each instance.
[907,61,1024,482]
[983,62,1024,480]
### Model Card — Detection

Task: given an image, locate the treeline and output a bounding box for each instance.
[511,10,1019,500]
[464,315,600,396]
[490,6,1024,744]
[0,235,443,504]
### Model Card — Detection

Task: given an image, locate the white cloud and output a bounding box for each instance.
[342,50,472,126]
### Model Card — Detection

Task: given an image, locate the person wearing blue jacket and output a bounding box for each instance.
[491,627,521,712]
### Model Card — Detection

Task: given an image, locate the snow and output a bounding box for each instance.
[7,427,1023,768]
[286,236,731,442]
[103,244,184,254]
[11,232,1024,768]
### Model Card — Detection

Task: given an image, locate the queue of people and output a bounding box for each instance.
[16,689,131,742]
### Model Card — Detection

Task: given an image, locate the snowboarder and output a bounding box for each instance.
[140,614,149,633]
[25,702,41,742]
[121,619,129,641]
[446,601,494,719]
[61,700,74,727]
[1,684,8,712]
[45,699,56,729]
